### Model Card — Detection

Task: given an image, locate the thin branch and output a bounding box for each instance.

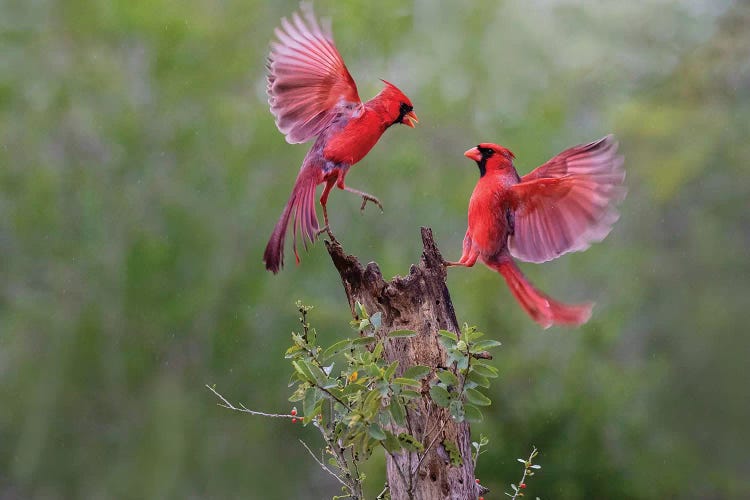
[376,483,389,499]
[205,384,294,418]
[383,447,411,500]
[299,439,349,490]
[318,384,354,412]
[412,417,447,476]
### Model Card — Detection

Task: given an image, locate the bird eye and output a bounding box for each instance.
[478,147,493,158]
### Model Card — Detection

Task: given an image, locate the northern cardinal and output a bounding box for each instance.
[447,136,626,328]
[263,5,418,273]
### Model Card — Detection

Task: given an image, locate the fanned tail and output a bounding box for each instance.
[263,165,320,273]
[489,258,593,329]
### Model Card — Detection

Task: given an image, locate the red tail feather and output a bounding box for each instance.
[489,258,593,329]
[263,166,320,273]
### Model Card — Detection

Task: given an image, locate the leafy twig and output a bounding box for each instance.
[505,446,541,499]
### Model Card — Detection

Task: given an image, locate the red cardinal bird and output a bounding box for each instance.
[447,136,626,328]
[263,5,418,273]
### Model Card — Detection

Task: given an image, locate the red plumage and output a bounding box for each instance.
[263,5,418,273]
[447,136,626,329]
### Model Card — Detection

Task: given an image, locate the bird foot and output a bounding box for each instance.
[359,194,384,213]
[316,224,336,242]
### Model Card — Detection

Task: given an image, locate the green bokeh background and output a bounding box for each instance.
[1,0,748,498]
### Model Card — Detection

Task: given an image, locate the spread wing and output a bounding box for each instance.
[267,4,362,144]
[509,135,626,263]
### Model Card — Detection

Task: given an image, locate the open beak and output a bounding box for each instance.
[464,147,482,162]
[403,110,419,128]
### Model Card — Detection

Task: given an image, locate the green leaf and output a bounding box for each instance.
[303,387,318,417]
[465,388,491,406]
[363,389,382,417]
[358,319,371,330]
[470,361,499,378]
[355,301,369,320]
[429,385,451,408]
[351,336,377,346]
[365,363,382,378]
[465,329,484,342]
[341,383,363,397]
[376,380,390,397]
[307,362,329,386]
[292,360,315,384]
[368,423,386,441]
[456,355,469,371]
[307,327,317,347]
[288,384,306,402]
[393,377,421,388]
[387,329,417,338]
[464,404,483,423]
[470,339,502,352]
[284,344,303,358]
[288,371,303,387]
[372,341,384,360]
[449,399,464,422]
[397,433,424,452]
[389,399,407,427]
[382,431,402,452]
[438,330,458,342]
[304,397,323,425]
[292,332,306,348]
[403,365,430,380]
[384,361,399,381]
[370,312,382,328]
[467,370,490,388]
[446,349,464,367]
[437,370,459,387]
[443,439,462,466]
[400,390,421,400]
[321,397,333,426]
[321,339,353,360]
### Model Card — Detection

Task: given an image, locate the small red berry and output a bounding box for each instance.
[291,417,297,423]
[520,483,526,489]
[479,497,484,500]
[290,409,297,416]
[475,478,480,484]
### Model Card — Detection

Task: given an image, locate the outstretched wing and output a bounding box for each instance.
[509,135,626,263]
[267,4,362,144]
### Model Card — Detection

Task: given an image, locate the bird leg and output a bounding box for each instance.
[337,177,384,213]
[444,250,478,268]
[445,234,478,267]
[317,177,337,240]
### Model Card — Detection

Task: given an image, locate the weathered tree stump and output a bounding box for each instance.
[325,227,483,500]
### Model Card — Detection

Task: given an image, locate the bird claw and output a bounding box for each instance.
[359,194,384,213]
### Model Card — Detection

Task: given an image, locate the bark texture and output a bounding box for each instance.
[325,227,482,500]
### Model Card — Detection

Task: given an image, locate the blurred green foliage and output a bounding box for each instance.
[1,0,749,498]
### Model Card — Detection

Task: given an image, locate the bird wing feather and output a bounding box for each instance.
[267,4,362,144]
[509,135,626,263]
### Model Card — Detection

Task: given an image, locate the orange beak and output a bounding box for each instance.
[464,147,482,162]
[403,110,419,128]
